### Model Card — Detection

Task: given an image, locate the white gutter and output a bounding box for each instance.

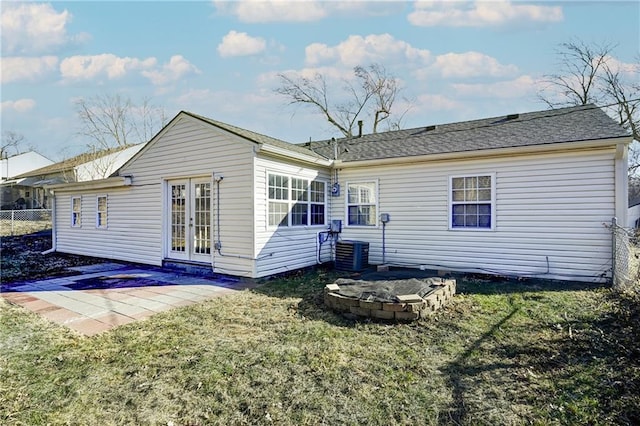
[257,144,333,166]
[46,175,133,191]
[614,142,629,225]
[334,137,632,169]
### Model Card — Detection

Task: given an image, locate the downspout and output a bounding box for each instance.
[214,172,217,272]
[42,190,56,255]
[214,174,223,253]
[614,142,628,225]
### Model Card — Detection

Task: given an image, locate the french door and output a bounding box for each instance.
[167,178,212,262]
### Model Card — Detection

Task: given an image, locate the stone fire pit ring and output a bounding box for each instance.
[324,277,456,321]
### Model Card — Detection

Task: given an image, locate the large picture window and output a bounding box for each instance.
[268,173,326,227]
[450,174,495,229]
[71,196,81,227]
[347,181,377,226]
[96,195,108,228]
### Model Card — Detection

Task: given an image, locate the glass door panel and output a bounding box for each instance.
[170,183,187,258]
[191,180,211,261]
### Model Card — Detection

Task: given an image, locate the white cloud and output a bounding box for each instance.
[603,56,639,76]
[214,0,327,23]
[453,75,537,98]
[141,55,201,85]
[408,0,563,27]
[306,34,431,67]
[1,3,89,54]
[414,93,463,112]
[1,98,37,113]
[431,52,518,78]
[1,56,59,83]
[60,54,157,81]
[217,31,267,57]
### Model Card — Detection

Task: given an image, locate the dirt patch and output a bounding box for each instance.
[0,231,108,284]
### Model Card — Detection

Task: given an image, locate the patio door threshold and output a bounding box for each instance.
[162,259,213,276]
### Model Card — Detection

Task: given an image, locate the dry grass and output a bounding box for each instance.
[2,268,639,425]
[0,219,51,237]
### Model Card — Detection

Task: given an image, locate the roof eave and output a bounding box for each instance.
[258,143,333,166]
[46,176,133,191]
[334,136,632,168]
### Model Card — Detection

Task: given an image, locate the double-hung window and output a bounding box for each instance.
[96,195,108,228]
[450,174,495,229]
[347,181,377,226]
[71,196,82,227]
[268,173,326,227]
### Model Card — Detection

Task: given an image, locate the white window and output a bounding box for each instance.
[71,196,81,227]
[268,173,326,227]
[450,174,495,230]
[347,181,378,226]
[96,195,108,228]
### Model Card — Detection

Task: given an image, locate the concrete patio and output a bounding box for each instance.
[0,262,258,336]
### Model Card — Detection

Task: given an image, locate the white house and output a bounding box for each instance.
[48,104,632,282]
[8,144,144,209]
[629,202,640,229]
[1,151,54,209]
[1,151,53,182]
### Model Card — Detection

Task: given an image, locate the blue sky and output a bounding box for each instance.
[1,1,638,161]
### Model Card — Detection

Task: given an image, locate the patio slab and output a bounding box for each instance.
[1,263,257,336]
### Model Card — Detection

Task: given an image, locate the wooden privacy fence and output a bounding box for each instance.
[0,209,52,236]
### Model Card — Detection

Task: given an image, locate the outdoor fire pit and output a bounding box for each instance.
[324,277,456,320]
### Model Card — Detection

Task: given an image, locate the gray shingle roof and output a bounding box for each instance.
[183,111,326,160]
[304,104,630,162]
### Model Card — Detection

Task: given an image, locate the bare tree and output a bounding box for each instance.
[75,94,167,151]
[275,63,409,137]
[538,40,614,108]
[538,40,640,174]
[1,131,26,159]
[601,58,640,175]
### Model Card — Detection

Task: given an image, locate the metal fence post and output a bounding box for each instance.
[11,210,15,236]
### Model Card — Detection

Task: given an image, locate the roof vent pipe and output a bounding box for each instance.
[357,120,363,138]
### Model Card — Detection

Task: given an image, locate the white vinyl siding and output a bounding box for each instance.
[54,115,256,275]
[96,195,108,228]
[255,157,331,277]
[332,148,617,282]
[71,196,81,227]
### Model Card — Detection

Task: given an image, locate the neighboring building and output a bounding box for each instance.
[0,151,53,209]
[8,144,144,209]
[629,203,640,229]
[48,104,631,282]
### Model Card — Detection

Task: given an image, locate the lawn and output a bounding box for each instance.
[1,267,639,425]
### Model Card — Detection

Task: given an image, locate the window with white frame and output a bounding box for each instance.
[96,195,108,228]
[450,174,494,229]
[347,181,377,226]
[71,196,81,227]
[268,173,326,227]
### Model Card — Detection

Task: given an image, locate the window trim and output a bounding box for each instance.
[96,194,108,229]
[71,196,82,228]
[345,180,379,227]
[448,173,496,231]
[267,172,328,228]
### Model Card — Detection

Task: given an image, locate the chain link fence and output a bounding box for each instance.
[0,209,52,236]
[611,218,640,291]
